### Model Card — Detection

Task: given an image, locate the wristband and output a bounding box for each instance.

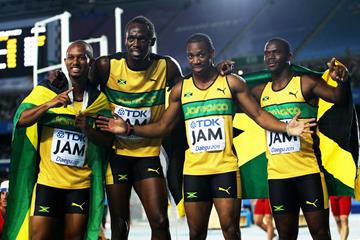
[126,123,134,136]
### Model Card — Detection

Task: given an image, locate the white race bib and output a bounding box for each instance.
[51,128,88,167]
[187,116,225,153]
[114,105,151,140]
[266,120,300,154]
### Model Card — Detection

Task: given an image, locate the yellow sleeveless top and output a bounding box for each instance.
[260,75,320,179]
[104,53,167,157]
[181,74,238,175]
[37,101,91,189]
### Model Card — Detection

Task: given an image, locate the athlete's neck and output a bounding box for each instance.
[126,55,152,71]
[271,68,293,90]
[192,67,218,89]
[71,78,86,101]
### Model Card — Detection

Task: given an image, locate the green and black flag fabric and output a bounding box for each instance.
[3,81,111,240]
[234,64,359,199]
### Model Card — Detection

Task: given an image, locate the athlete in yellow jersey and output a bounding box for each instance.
[251,38,349,240]
[96,33,314,240]
[91,16,183,240]
[17,41,112,239]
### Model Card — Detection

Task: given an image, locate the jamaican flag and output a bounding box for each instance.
[234,64,359,198]
[3,80,111,240]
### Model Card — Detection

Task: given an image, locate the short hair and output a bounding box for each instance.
[186,33,215,52]
[67,40,94,59]
[125,16,155,38]
[266,37,292,54]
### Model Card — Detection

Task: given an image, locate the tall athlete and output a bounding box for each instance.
[92,16,183,240]
[251,38,349,240]
[96,33,314,240]
[16,41,112,240]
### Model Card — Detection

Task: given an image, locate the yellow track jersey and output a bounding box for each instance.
[181,75,238,175]
[37,101,91,189]
[260,76,320,179]
[104,53,167,157]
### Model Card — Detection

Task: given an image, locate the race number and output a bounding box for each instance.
[187,116,225,153]
[51,128,88,167]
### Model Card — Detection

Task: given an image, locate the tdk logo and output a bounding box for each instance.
[190,119,220,129]
[117,109,148,118]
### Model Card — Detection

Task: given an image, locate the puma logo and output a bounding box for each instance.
[289,91,298,98]
[149,78,157,82]
[147,168,160,175]
[218,186,231,195]
[72,202,86,211]
[306,199,318,208]
[217,87,226,94]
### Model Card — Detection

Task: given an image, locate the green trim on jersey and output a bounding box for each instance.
[263,102,318,120]
[182,98,234,120]
[104,87,165,108]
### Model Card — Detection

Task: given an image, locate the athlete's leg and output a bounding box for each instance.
[63,213,88,240]
[272,212,299,240]
[30,216,60,240]
[264,214,275,240]
[185,201,212,240]
[106,184,132,240]
[254,199,267,232]
[303,210,331,240]
[134,177,170,240]
[63,188,90,240]
[269,178,300,240]
[213,198,241,240]
[299,173,331,240]
[339,214,349,240]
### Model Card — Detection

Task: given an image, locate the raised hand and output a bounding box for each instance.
[328,58,349,83]
[216,60,235,75]
[287,112,317,137]
[47,88,73,108]
[51,70,68,89]
[96,115,127,135]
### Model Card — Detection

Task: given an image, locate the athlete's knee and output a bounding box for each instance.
[149,214,170,232]
[254,216,263,226]
[189,228,207,240]
[221,223,240,240]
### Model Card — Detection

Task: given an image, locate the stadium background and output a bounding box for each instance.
[0,0,360,238]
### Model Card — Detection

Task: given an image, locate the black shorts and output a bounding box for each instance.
[31,184,90,217]
[183,170,241,202]
[106,153,164,185]
[268,172,329,214]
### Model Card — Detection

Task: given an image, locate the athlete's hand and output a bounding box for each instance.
[47,88,73,108]
[328,58,349,83]
[96,114,127,135]
[216,60,235,75]
[51,70,68,89]
[287,112,317,137]
[75,111,90,133]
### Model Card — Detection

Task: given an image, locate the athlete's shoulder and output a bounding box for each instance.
[108,52,126,60]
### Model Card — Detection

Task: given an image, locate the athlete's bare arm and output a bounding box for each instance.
[18,88,73,127]
[96,81,183,137]
[250,83,267,102]
[227,74,315,136]
[301,59,349,105]
[165,56,184,88]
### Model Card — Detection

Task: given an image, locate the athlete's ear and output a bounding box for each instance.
[287,52,293,65]
[149,37,156,46]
